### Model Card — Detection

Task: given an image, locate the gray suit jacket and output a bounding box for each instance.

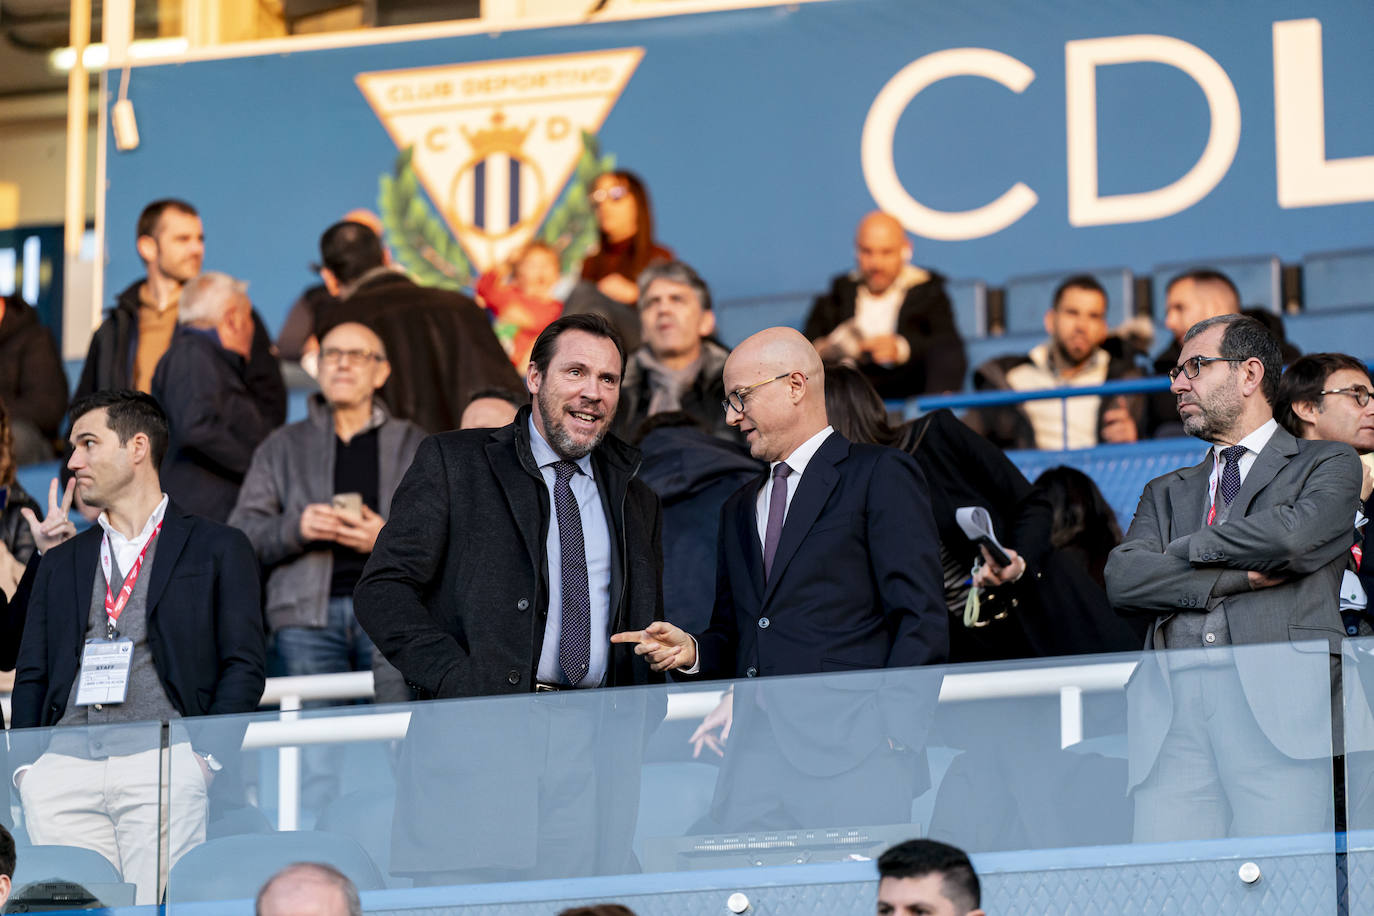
[1105,424,1361,786]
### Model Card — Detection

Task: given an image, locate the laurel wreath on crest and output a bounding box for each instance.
[377,131,615,291]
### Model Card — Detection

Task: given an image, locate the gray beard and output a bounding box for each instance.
[537,390,605,460]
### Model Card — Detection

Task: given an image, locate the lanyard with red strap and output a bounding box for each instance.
[99,521,162,638]
[1206,452,1222,526]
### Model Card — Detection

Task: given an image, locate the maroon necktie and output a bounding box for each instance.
[762,462,793,581]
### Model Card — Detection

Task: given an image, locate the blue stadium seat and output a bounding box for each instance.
[947,278,987,339]
[11,844,122,890]
[713,291,810,347]
[962,332,1046,389]
[1152,255,1281,315]
[1006,438,1203,529]
[1301,248,1374,311]
[14,460,61,501]
[1003,268,1133,334]
[166,831,385,903]
[1286,310,1374,363]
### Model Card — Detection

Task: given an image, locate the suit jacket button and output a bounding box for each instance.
[516,598,530,611]
[758,617,770,629]
[506,669,520,685]
[746,667,758,677]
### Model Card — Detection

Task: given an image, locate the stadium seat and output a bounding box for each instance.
[1152,255,1281,314]
[1007,438,1202,529]
[11,844,122,891]
[165,831,385,903]
[713,291,810,347]
[1002,268,1133,334]
[315,788,412,888]
[947,277,987,339]
[13,460,61,500]
[1301,248,1374,311]
[1286,310,1374,363]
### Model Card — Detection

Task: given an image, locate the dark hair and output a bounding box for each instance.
[1052,273,1106,309]
[137,198,198,240]
[1166,268,1240,310]
[595,170,657,278]
[528,313,626,377]
[878,839,980,911]
[637,260,713,312]
[256,862,362,916]
[823,363,899,447]
[68,390,170,469]
[466,387,528,410]
[1031,466,1122,586]
[319,220,386,286]
[558,906,638,916]
[1181,314,1283,405]
[0,396,15,487]
[1276,352,1371,437]
[0,821,14,880]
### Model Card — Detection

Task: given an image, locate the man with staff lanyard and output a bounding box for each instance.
[1105,315,1361,842]
[10,390,266,904]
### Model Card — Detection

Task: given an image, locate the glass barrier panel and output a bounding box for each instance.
[6,718,164,910]
[1342,636,1374,914]
[163,642,1339,913]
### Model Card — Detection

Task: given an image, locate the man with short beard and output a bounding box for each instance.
[1105,315,1361,841]
[354,313,664,883]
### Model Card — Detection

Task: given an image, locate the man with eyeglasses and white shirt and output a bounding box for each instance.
[1276,353,1374,636]
[231,322,425,721]
[1105,315,1362,842]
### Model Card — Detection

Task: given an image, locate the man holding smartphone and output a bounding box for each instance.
[229,320,425,715]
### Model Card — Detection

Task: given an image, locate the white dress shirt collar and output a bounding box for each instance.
[97,494,170,575]
[772,425,835,478]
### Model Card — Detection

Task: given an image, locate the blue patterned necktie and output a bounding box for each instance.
[553,460,590,685]
[1218,444,1246,508]
[762,462,793,581]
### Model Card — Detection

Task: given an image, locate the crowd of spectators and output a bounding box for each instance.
[0,182,1370,906]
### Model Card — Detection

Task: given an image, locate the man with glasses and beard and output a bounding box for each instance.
[355,313,664,885]
[1105,315,1361,841]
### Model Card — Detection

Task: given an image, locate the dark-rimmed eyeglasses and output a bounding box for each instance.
[320,347,386,367]
[722,372,799,415]
[1168,355,1246,382]
[1320,384,1372,407]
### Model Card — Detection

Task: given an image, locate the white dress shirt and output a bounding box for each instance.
[527,418,613,687]
[1203,418,1278,518]
[755,425,835,548]
[97,495,170,577]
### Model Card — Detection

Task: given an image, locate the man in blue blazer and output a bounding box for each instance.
[616,327,947,830]
[11,390,265,903]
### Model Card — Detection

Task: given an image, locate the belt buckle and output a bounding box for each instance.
[534,682,561,693]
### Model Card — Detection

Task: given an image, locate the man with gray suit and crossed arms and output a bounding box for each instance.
[1104,314,1362,840]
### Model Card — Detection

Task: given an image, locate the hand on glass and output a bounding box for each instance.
[610,621,697,672]
[689,689,733,759]
[335,505,385,554]
[20,477,77,553]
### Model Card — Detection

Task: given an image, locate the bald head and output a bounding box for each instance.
[854,211,911,295]
[723,328,828,462]
[256,864,361,916]
[1164,272,1241,345]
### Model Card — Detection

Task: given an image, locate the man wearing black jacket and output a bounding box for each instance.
[355,313,663,881]
[805,211,966,399]
[74,199,285,427]
[12,390,265,903]
[313,220,522,434]
[152,273,281,522]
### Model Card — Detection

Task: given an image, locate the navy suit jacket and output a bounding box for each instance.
[11,500,266,766]
[692,431,948,775]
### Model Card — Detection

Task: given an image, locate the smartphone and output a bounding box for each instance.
[332,492,363,520]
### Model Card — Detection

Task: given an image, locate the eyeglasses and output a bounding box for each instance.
[1168,355,1246,382]
[1320,384,1372,407]
[722,372,799,415]
[590,185,630,205]
[320,347,386,367]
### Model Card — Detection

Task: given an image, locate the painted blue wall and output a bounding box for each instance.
[102,0,1374,334]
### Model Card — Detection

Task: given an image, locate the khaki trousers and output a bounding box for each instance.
[19,742,209,904]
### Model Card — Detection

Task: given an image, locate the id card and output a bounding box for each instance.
[75,638,134,706]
